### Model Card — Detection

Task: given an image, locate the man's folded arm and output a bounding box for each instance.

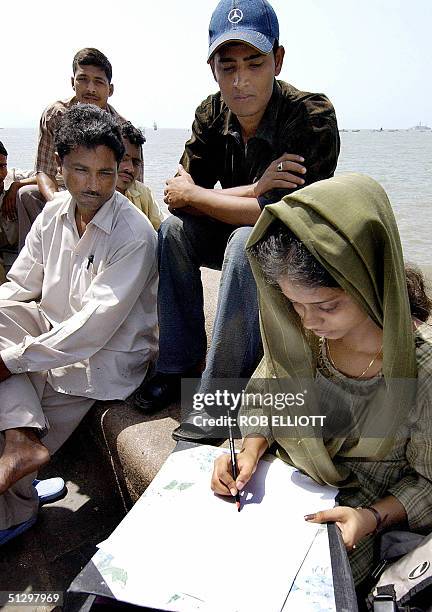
[257,114,341,208]
[1,236,157,374]
[35,106,61,201]
[180,188,261,225]
[36,172,58,202]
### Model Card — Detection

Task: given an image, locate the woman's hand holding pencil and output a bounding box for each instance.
[211,435,269,500]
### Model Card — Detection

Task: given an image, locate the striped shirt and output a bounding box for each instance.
[180,80,340,209]
[35,96,125,179]
[337,323,432,584]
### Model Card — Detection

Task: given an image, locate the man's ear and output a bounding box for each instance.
[71,76,75,91]
[274,45,285,77]
[55,152,63,175]
[209,59,217,81]
[109,83,114,98]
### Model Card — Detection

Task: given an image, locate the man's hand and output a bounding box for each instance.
[37,172,58,202]
[164,165,197,209]
[253,153,307,198]
[2,183,20,221]
[304,506,377,551]
[0,356,12,383]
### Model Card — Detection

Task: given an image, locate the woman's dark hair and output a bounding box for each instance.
[0,141,7,157]
[250,221,338,288]
[72,48,112,83]
[250,221,432,322]
[55,104,125,164]
[405,265,432,322]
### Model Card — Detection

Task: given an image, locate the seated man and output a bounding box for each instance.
[135,0,340,443]
[16,47,126,251]
[0,105,158,545]
[0,141,37,279]
[116,122,164,230]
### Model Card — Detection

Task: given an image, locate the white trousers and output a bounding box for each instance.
[0,300,95,529]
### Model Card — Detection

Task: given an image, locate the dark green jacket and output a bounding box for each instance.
[180,80,340,208]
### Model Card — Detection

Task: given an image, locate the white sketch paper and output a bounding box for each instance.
[95,445,337,611]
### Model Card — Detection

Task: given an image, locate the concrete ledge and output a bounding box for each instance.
[88,400,180,504]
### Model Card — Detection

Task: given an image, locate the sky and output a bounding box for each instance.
[2,0,431,129]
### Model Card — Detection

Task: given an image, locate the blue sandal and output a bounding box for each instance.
[33,478,67,505]
[0,515,38,546]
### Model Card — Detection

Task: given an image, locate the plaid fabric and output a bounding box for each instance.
[35,96,125,178]
[242,324,432,585]
[180,80,340,207]
[333,324,432,585]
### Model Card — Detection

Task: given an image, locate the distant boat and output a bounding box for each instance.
[153,121,158,131]
[409,122,431,131]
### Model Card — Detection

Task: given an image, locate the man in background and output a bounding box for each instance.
[16,48,126,250]
[0,141,37,280]
[116,122,164,230]
[136,0,340,442]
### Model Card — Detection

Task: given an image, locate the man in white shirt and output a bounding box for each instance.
[0,105,158,544]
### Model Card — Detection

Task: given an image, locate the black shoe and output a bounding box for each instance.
[134,370,201,413]
[134,373,182,412]
[171,423,225,445]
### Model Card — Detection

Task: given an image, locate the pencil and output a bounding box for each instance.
[227,410,241,512]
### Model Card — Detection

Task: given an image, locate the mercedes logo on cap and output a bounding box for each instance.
[228,8,243,24]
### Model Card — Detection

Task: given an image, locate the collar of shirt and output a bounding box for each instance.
[222,79,281,147]
[125,181,141,198]
[59,191,118,235]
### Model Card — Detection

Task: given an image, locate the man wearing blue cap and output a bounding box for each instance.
[136,0,340,440]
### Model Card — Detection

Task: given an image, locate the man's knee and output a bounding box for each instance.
[158,213,205,254]
[225,226,253,261]
[159,214,184,241]
[16,185,45,213]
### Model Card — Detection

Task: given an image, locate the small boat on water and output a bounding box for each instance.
[153,121,158,131]
[409,122,431,131]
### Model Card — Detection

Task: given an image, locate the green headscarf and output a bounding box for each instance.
[244,174,417,487]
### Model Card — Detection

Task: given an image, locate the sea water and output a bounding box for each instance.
[1,127,430,265]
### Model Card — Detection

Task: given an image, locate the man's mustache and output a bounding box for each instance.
[82,191,101,197]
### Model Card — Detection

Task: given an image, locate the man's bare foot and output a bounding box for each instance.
[0,428,50,494]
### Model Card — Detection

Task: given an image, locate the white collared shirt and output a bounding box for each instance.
[0,191,158,400]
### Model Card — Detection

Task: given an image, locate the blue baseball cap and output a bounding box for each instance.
[208,0,279,62]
